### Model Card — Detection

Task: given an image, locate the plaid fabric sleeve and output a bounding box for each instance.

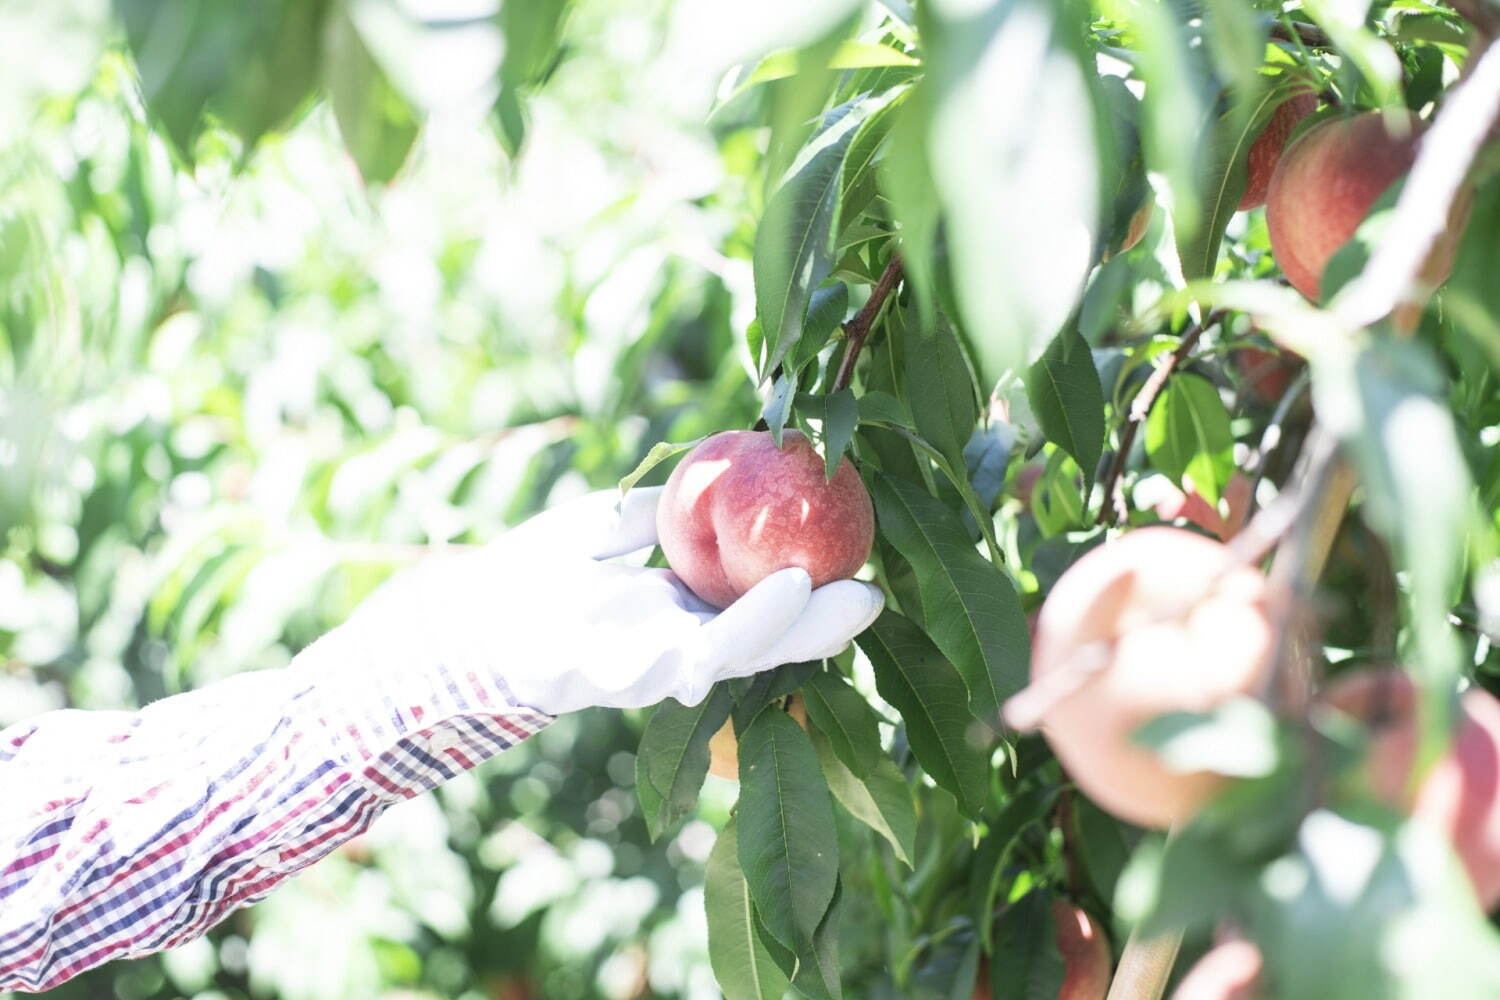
[0,630,552,993]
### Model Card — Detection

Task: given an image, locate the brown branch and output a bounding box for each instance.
[1097,310,1228,526]
[1269,20,1333,48]
[833,255,905,392]
[1106,924,1185,1000]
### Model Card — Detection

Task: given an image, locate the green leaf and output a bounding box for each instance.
[1133,697,1280,779]
[907,311,980,472]
[812,729,916,867]
[794,389,859,479]
[989,890,1065,1000]
[871,475,1030,729]
[635,686,735,841]
[879,99,940,325]
[705,819,793,1000]
[838,87,909,235]
[857,390,913,429]
[1025,327,1105,493]
[744,41,919,86]
[763,373,798,444]
[800,668,884,778]
[1144,373,1234,507]
[755,93,895,379]
[1176,83,1308,283]
[494,0,571,154]
[737,708,840,952]
[963,422,1016,517]
[789,282,851,374]
[969,786,1050,952]
[115,0,327,159]
[791,878,845,1000]
[920,0,1103,378]
[858,609,991,819]
[619,438,703,494]
[325,1,421,184]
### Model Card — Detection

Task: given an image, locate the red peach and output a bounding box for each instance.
[1237,91,1318,211]
[1320,669,1500,910]
[1021,528,1274,829]
[1266,111,1434,302]
[657,429,875,609]
[1232,346,1302,404]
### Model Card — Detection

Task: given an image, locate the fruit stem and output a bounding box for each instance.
[833,254,905,392]
[1097,310,1228,526]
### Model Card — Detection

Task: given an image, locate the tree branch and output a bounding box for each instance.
[1097,311,1228,526]
[1269,20,1333,48]
[833,255,905,392]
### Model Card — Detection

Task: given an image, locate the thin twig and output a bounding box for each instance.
[1269,20,1333,48]
[1097,311,1228,526]
[833,255,905,392]
[1106,924,1185,1000]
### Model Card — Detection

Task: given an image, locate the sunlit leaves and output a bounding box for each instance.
[1026,327,1105,493]
[918,0,1102,379]
[906,311,981,473]
[618,439,702,494]
[1144,372,1235,507]
[800,667,885,778]
[495,0,573,154]
[755,94,895,380]
[813,729,917,866]
[325,0,421,183]
[115,0,329,159]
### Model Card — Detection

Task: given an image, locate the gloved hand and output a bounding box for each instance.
[307,486,885,716]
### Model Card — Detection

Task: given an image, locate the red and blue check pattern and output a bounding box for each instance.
[0,648,550,993]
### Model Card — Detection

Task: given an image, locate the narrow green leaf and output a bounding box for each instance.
[705,819,793,1000]
[857,390,913,429]
[792,877,845,1000]
[789,282,851,374]
[989,891,1064,1000]
[838,87,910,232]
[325,1,420,184]
[858,609,991,818]
[879,99,940,325]
[619,438,703,494]
[1144,373,1234,507]
[494,0,570,154]
[635,685,735,841]
[756,93,895,379]
[1025,327,1105,493]
[801,668,884,778]
[738,708,840,951]
[871,475,1030,729]
[812,728,916,867]
[763,373,798,444]
[907,312,981,472]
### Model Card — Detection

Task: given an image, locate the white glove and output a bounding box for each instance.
[311,487,885,716]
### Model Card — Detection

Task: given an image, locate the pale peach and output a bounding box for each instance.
[1026,528,1274,828]
[1171,940,1263,1000]
[708,694,808,782]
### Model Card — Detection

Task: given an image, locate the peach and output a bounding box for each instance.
[1237,91,1318,211]
[1265,110,1456,303]
[1154,472,1253,542]
[1232,346,1302,404]
[707,694,808,782]
[1171,940,1263,1000]
[972,901,1112,1000]
[1019,528,1274,829]
[657,429,875,609]
[1320,669,1500,909]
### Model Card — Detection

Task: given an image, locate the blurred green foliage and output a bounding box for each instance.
[2,1,765,997]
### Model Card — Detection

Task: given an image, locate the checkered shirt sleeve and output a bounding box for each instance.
[0,638,551,992]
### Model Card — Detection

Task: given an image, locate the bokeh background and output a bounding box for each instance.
[0,1,797,996]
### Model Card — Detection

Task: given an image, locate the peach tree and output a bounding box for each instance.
[10,0,1500,997]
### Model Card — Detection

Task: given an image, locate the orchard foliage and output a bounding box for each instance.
[5,1,1500,1000]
